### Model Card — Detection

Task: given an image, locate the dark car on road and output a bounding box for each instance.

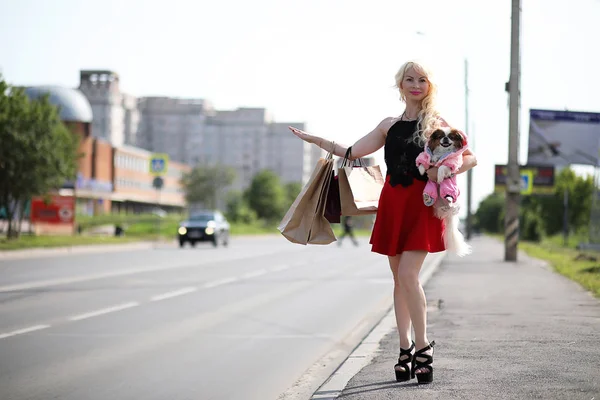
[177,211,230,248]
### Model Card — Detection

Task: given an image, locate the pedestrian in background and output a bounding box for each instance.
[289,60,477,384]
[338,216,359,247]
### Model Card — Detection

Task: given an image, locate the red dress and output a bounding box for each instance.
[369,120,445,256]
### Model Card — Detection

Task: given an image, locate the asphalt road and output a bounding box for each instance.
[0,236,397,400]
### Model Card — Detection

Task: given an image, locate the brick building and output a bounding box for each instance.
[24,86,188,216]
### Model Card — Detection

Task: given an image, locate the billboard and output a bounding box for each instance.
[30,195,75,225]
[494,164,555,195]
[527,109,600,166]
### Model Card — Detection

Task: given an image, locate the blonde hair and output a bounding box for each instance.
[394,60,441,146]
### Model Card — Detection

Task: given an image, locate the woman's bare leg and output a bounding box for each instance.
[389,255,412,372]
[396,250,432,374]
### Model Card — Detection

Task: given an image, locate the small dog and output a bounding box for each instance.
[416,127,471,257]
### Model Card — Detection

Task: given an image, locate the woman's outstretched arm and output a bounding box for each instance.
[288,117,391,160]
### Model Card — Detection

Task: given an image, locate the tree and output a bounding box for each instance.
[224,190,257,224]
[0,77,79,238]
[180,164,236,209]
[537,167,595,236]
[476,167,595,240]
[283,182,302,208]
[519,196,545,242]
[244,170,286,222]
[474,192,504,233]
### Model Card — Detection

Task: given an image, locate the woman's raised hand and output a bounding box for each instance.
[288,126,316,144]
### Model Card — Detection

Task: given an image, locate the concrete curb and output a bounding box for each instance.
[0,241,168,260]
[0,234,283,261]
[308,251,447,400]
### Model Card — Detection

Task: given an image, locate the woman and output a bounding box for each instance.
[288,60,477,384]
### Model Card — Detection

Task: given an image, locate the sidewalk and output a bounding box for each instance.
[335,235,600,399]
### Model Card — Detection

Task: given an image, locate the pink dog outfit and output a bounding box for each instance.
[415,143,469,207]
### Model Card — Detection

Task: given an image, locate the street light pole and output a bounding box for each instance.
[505,0,522,261]
[415,31,473,237]
[465,58,473,240]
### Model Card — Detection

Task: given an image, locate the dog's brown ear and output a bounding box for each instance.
[449,129,466,147]
[430,129,445,140]
[427,130,443,150]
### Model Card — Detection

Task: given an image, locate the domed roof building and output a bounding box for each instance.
[24,86,93,123]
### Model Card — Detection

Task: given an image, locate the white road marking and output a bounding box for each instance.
[68,302,140,321]
[1,253,347,338]
[197,333,333,339]
[0,250,283,293]
[203,277,239,289]
[242,269,267,279]
[0,324,51,339]
[0,269,165,293]
[151,287,197,301]
[365,278,390,284]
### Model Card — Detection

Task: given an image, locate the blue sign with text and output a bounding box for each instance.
[149,154,169,176]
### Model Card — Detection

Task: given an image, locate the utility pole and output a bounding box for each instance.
[505,0,522,261]
[465,58,473,240]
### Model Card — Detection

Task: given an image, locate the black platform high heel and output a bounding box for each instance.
[414,341,436,384]
[394,341,415,382]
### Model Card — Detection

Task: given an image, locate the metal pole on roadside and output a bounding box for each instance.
[415,30,474,238]
[563,188,569,246]
[592,164,600,246]
[505,0,522,262]
[465,58,473,240]
[157,187,161,241]
[152,176,164,244]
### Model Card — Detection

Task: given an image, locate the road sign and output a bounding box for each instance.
[520,170,533,195]
[152,177,164,190]
[149,154,169,176]
[494,164,555,195]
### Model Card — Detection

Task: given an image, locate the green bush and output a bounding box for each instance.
[76,213,183,237]
[225,191,258,224]
[520,208,544,242]
[244,170,286,223]
[475,193,505,233]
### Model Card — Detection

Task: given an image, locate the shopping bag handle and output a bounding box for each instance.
[325,142,335,160]
[341,146,364,167]
[344,146,352,160]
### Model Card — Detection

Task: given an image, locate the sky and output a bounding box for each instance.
[2,0,600,216]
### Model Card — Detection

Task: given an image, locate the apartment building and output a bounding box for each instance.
[77,70,320,191]
[200,108,320,191]
[136,96,211,165]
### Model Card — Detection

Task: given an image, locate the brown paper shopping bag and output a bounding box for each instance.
[278,152,336,245]
[338,147,385,216]
[324,174,341,224]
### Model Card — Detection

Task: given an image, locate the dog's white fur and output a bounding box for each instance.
[436,198,471,257]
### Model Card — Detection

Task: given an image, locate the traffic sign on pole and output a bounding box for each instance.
[152,177,164,190]
[520,170,533,195]
[149,154,169,176]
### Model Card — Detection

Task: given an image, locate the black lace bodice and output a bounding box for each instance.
[384,120,428,187]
